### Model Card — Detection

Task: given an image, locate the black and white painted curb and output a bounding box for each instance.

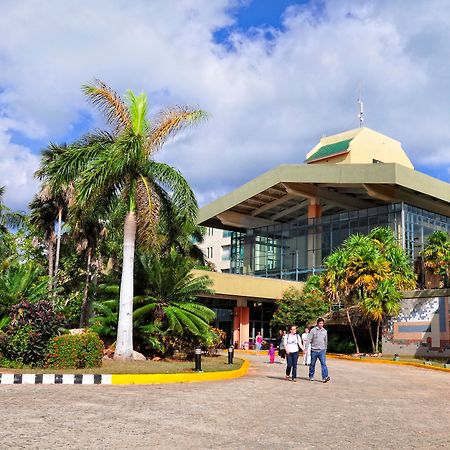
[0,373,112,384]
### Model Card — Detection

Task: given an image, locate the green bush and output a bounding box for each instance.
[327,335,356,354]
[0,300,65,366]
[46,332,104,369]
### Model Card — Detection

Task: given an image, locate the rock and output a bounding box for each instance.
[69,328,87,335]
[152,357,161,361]
[133,350,147,361]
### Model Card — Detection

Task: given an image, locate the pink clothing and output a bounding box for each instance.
[268,346,276,364]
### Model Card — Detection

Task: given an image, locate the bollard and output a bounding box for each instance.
[228,346,234,364]
[194,347,202,372]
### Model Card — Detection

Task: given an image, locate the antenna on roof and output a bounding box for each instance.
[357,89,364,127]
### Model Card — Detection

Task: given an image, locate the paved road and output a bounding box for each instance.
[1,355,449,449]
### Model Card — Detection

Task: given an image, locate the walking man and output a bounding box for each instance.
[284,325,303,382]
[308,318,330,383]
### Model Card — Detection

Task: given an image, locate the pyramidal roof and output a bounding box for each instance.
[305,127,414,169]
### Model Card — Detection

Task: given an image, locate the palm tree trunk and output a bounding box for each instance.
[79,248,92,328]
[47,234,55,293]
[53,207,63,291]
[114,211,137,361]
[376,319,381,353]
[367,319,376,353]
[346,308,360,354]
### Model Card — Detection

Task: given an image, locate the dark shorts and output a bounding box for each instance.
[279,349,286,358]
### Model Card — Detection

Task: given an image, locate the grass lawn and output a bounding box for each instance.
[0,355,244,374]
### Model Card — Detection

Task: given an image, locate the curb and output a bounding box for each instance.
[0,359,250,385]
[327,354,450,373]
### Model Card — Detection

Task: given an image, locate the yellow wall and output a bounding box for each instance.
[306,127,414,169]
[191,270,304,301]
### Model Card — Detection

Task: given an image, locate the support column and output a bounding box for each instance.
[307,199,322,273]
[233,299,249,349]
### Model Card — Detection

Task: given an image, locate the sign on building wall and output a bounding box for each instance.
[383,296,450,358]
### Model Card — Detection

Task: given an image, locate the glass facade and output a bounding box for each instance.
[230,203,450,281]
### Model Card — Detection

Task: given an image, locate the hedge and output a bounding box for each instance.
[46,332,104,369]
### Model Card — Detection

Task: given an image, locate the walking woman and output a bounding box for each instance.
[284,325,303,382]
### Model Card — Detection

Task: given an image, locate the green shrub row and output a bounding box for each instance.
[46,332,104,369]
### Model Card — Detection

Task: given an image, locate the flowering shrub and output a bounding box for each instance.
[0,300,65,366]
[46,332,104,369]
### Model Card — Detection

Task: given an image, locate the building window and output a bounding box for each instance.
[222,246,230,261]
[208,228,214,236]
[207,247,214,259]
[223,230,233,238]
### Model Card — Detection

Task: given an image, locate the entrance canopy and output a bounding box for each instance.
[198,163,450,230]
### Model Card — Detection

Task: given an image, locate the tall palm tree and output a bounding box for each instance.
[360,279,402,352]
[72,217,105,328]
[29,195,58,292]
[322,248,361,353]
[37,80,206,360]
[422,230,450,287]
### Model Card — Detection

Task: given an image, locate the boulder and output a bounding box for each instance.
[133,350,147,361]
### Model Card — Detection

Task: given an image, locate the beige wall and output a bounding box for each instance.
[192,269,304,300]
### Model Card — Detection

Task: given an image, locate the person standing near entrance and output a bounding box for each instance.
[308,318,330,383]
[284,325,303,382]
[255,331,263,355]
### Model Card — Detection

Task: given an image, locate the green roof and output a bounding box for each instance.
[306,138,353,162]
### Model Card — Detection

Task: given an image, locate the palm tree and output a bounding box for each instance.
[0,186,24,233]
[422,230,450,288]
[360,280,402,352]
[29,195,58,292]
[72,217,105,328]
[91,251,215,354]
[0,262,48,318]
[37,80,206,360]
[133,251,215,353]
[322,248,361,353]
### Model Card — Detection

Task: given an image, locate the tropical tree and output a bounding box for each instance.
[0,262,48,318]
[37,80,206,360]
[36,182,74,292]
[29,195,58,292]
[91,250,215,355]
[321,248,361,353]
[422,230,450,288]
[360,279,402,352]
[0,186,23,232]
[271,276,329,331]
[321,227,416,353]
[133,251,215,340]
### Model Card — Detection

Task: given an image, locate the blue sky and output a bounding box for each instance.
[0,0,449,211]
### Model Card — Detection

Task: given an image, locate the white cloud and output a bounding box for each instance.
[0,0,449,211]
[0,120,40,211]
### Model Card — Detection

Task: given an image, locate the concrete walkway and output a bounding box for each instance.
[1,354,449,449]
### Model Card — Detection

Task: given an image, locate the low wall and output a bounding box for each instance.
[383,289,450,358]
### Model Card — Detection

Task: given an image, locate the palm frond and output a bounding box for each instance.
[82,79,131,133]
[146,161,198,222]
[148,107,207,155]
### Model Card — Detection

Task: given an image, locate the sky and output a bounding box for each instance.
[1,0,450,212]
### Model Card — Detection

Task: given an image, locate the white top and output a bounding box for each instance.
[283,333,304,353]
[301,332,310,349]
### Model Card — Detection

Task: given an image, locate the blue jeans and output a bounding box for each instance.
[286,351,299,379]
[309,350,329,380]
